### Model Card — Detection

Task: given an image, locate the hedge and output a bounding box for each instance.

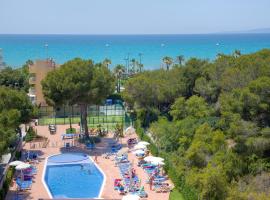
[134,119,198,200]
[0,167,15,200]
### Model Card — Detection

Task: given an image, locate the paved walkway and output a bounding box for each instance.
[6,124,170,200]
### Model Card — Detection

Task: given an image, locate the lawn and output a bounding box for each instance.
[169,189,185,200]
[38,115,131,130]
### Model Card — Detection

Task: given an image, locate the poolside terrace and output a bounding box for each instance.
[5,124,170,200]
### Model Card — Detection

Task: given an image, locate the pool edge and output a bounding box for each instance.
[42,155,53,199]
[42,153,107,199]
[88,155,107,199]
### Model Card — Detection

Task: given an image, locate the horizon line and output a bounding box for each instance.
[0,32,270,36]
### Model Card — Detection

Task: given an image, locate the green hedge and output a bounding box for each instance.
[24,126,37,142]
[135,119,198,200]
[66,128,76,134]
[0,167,15,200]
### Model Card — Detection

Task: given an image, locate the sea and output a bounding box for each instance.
[0,34,270,69]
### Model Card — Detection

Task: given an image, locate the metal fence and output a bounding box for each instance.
[37,104,132,130]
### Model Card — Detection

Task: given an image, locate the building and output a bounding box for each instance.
[0,48,6,70]
[28,59,57,105]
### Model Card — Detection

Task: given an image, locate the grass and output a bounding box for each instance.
[38,115,131,130]
[169,189,185,200]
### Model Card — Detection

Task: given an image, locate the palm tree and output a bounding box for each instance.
[162,56,173,70]
[176,55,184,66]
[131,58,136,73]
[233,50,241,57]
[113,65,125,93]
[138,63,144,73]
[103,58,111,68]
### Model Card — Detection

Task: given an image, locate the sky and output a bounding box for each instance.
[0,0,270,34]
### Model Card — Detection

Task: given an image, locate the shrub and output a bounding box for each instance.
[24,127,37,142]
[0,167,15,200]
[66,128,76,134]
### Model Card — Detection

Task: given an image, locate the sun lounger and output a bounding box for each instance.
[16,179,32,190]
[86,143,95,150]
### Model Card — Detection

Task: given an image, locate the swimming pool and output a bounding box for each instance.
[43,153,105,199]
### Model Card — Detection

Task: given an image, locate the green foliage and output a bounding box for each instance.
[114,123,124,138]
[0,87,34,156]
[0,167,15,200]
[0,65,30,92]
[169,189,185,200]
[66,128,76,134]
[125,50,270,199]
[42,58,115,136]
[24,126,37,142]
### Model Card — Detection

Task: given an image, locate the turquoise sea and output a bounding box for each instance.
[0,34,270,69]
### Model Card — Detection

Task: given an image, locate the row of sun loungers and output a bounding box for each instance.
[114,152,148,198]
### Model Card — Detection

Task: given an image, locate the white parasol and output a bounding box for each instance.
[125,126,136,135]
[117,149,128,156]
[144,156,164,162]
[122,194,140,200]
[151,160,165,166]
[9,161,24,167]
[15,163,31,170]
[132,149,145,155]
[134,143,147,150]
[137,141,150,146]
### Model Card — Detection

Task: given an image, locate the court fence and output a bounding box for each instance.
[37,104,132,130]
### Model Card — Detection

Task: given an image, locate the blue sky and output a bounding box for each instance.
[0,0,270,34]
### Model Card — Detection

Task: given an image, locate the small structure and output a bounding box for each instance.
[62,133,78,148]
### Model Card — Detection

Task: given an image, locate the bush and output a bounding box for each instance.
[24,127,37,142]
[0,167,15,200]
[15,151,21,160]
[66,128,76,134]
[78,136,101,144]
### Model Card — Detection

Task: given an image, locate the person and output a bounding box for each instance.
[149,175,154,191]
[94,151,98,163]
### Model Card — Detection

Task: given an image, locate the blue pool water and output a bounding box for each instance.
[44,153,104,199]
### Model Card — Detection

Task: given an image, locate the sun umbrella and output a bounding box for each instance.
[151,160,165,166]
[122,194,140,200]
[133,149,145,155]
[134,143,147,150]
[137,141,150,146]
[117,149,127,156]
[9,161,24,167]
[144,156,164,162]
[15,163,31,170]
[125,126,136,135]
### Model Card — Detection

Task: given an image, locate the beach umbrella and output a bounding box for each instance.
[132,149,145,155]
[9,161,24,167]
[137,141,150,146]
[144,156,164,162]
[117,149,127,156]
[151,160,165,166]
[134,143,147,150]
[125,126,136,135]
[122,194,140,200]
[15,163,31,170]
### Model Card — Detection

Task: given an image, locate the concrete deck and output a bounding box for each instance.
[6,124,170,200]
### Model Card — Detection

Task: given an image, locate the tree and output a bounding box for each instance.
[42,58,115,137]
[103,58,111,68]
[162,56,173,70]
[0,66,29,92]
[233,50,241,57]
[113,64,125,93]
[176,55,185,66]
[0,87,34,156]
[0,87,34,124]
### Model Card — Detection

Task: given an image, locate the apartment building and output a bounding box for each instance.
[28,59,57,105]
